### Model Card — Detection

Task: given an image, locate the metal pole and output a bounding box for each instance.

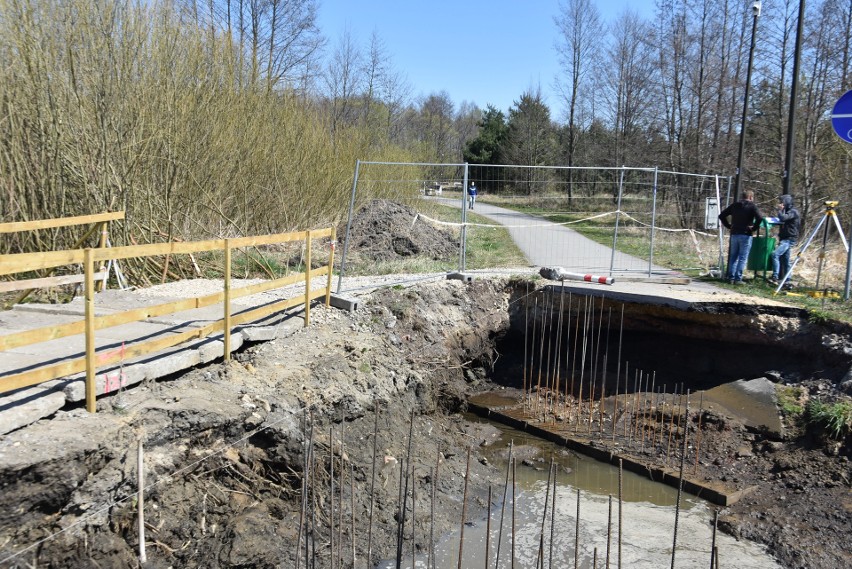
[336,160,361,294]
[460,163,469,272]
[648,167,659,277]
[715,176,725,277]
[137,437,146,564]
[734,1,761,202]
[845,219,852,300]
[782,0,806,196]
[609,167,625,275]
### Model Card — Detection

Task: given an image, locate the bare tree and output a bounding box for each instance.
[554,0,603,197]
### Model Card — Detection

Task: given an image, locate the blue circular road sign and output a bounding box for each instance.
[833,89,852,144]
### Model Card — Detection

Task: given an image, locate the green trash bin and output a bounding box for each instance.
[748,220,776,271]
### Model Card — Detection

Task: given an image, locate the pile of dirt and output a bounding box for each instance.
[339,200,458,266]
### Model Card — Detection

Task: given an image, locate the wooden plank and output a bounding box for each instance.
[0,250,87,276]
[229,272,306,299]
[0,359,87,393]
[0,272,106,293]
[0,211,124,234]
[0,320,86,352]
[229,231,307,249]
[230,296,302,326]
[94,321,223,368]
[93,240,225,262]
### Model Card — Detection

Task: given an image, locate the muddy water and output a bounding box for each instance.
[380,417,783,569]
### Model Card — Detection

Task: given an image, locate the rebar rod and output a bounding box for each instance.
[528,297,538,411]
[458,446,472,569]
[367,406,379,566]
[551,284,566,419]
[544,287,556,417]
[606,494,612,569]
[397,409,416,568]
[549,466,557,569]
[710,509,719,569]
[670,391,690,569]
[561,293,574,420]
[573,487,581,569]
[486,486,492,569]
[411,455,416,569]
[429,464,436,569]
[337,430,345,568]
[536,459,554,569]
[350,460,355,568]
[569,298,581,426]
[535,292,549,416]
[523,283,529,411]
[512,459,517,569]
[613,305,624,441]
[494,440,513,569]
[296,411,307,569]
[621,362,630,439]
[330,426,335,569]
[618,459,623,569]
[694,392,705,475]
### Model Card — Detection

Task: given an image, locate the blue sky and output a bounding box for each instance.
[317,0,657,118]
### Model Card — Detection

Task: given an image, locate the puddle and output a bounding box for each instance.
[378,414,783,569]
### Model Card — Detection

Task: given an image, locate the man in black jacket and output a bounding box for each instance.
[718,190,764,284]
[769,194,801,283]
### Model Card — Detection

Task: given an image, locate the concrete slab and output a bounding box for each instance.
[0,383,67,435]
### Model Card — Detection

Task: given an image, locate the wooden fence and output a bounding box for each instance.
[0,225,336,412]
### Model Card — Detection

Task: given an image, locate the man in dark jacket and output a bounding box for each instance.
[718,190,764,284]
[769,194,801,283]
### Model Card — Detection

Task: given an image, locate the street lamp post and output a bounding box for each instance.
[734,0,761,202]
[782,0,806,196]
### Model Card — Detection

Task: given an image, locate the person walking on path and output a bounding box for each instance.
[769,194,801,284]
[719,190,764,284]
[467,181,478,210]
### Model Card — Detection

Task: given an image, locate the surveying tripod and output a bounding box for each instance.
[774,200,849,294]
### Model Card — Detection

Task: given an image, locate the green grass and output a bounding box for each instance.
[805,399,852,440]
[777,385,804,417]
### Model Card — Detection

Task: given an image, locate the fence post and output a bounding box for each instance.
[224,239,232,361]
[326,228,336,307]
[609,167,625,275]
[84,248,96,413]
[337,160,361,294]
[305,230,311,327]
[460,163,469,272]
[648,168,659,276]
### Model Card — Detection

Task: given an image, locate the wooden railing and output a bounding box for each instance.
[0,227,336,412]
[0,211,125,300]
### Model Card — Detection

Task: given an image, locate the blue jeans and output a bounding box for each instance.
[771,239,796,280]
[727,234,752,281]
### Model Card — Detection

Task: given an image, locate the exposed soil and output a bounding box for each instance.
[337,199,458,271]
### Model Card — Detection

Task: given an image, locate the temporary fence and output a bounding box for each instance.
[337,161,732,292]
[0,223,336,412]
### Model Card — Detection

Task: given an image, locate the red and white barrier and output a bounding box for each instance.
[539,267,615,285]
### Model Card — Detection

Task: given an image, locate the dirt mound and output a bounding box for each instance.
[340,200,458,264]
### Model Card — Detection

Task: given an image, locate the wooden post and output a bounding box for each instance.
[325,228,336,308]
[224,239,232,361]
[304,230,311,327]
[84,248,97,413]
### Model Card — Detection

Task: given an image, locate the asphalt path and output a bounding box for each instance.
[434,196,670,275]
